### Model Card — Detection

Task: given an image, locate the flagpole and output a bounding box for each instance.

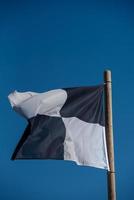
[104,70,116,200]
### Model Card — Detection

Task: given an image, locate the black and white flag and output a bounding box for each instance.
[8,85,109,170]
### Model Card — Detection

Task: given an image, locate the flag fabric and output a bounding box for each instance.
[8,85,109,170]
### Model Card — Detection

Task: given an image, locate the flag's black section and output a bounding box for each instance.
[61,85,104,126]
[12,115,66,160]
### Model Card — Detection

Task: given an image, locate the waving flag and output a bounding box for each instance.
[8,85,109,170]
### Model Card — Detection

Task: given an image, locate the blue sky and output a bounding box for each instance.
[0,0,134,199]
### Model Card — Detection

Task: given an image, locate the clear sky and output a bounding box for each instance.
[0,0,134,199]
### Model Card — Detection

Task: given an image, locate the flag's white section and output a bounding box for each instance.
[8,91,37,107]
[62,117,109,170]
[8,90,67,118]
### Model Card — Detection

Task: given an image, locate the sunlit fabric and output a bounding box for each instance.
[8,85,109,170]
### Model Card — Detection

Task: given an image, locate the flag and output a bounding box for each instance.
[8,85,109,170]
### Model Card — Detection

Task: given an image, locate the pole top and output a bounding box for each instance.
[104,70,112,83]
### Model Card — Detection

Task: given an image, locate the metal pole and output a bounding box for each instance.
[104,70,116,200]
